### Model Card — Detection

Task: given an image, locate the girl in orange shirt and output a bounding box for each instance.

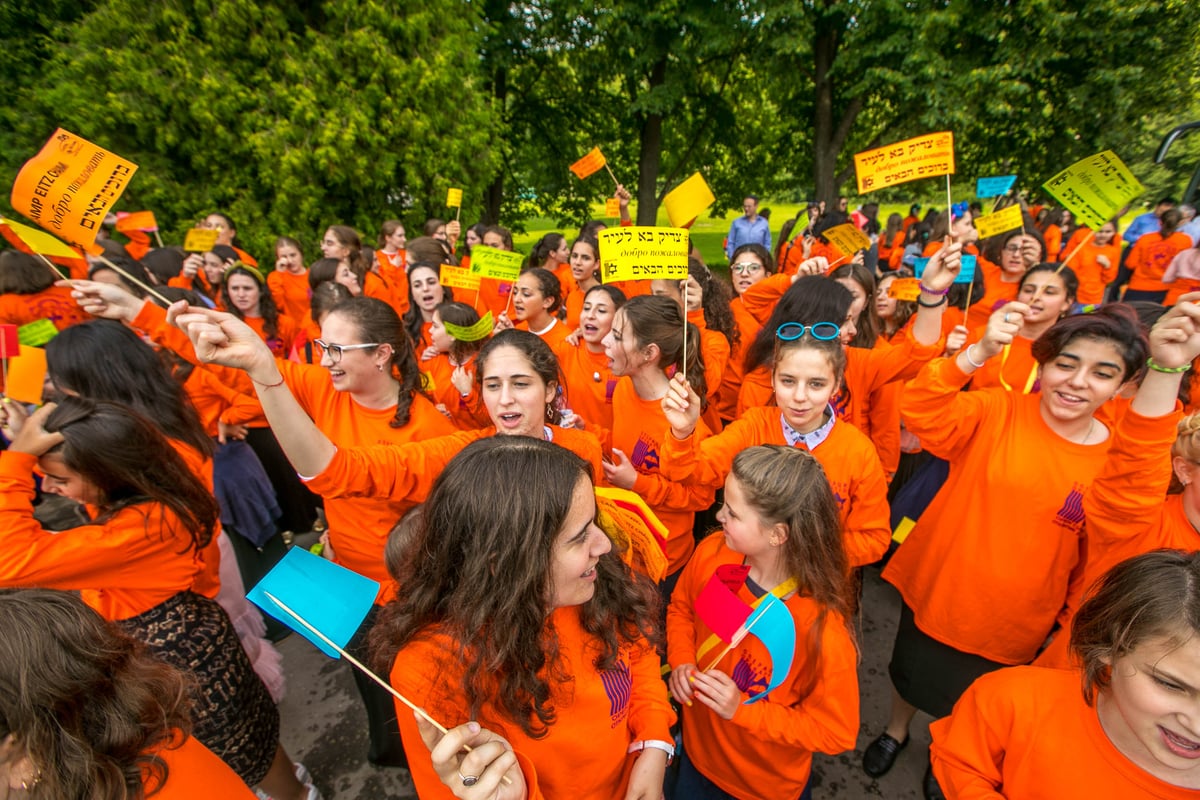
[1071,220,1121,304]
[0,588,259,799]
[666,446,859,800]
[555,284,625,431]
[1126,209,1192,303]
[322,224,392,307]
[267,236,311,323]
[599,294,713,581]
[563,235,601,329]
[922,207,979,257]
[526,232,572,300]
[0,251,90,331]
[878,212,905,267]
[719,244,772,422]
[662,329,891,569]
[220,265,298,357]
[422,301,491,429]
[966,263,1078,392]
[874,270,917,341]
[374,219,408,314]
[385,437,674,799]
[0,400,311,800]
[863,304,1150,792]
[403,262,453,354]
[968,229,1045,329]
[503,268,569,350]
[932,550,1200,798]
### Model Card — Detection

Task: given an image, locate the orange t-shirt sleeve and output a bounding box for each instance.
[740,273,791,325]
[305,429,481,502]
[929,676,1012,799]
[902,357,997,460]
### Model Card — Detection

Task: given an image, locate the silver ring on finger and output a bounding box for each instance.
[459,772,479,787]
[1003,312,1011,323]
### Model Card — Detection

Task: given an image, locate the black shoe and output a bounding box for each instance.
[923,762,946,800]
[862,731,908,777]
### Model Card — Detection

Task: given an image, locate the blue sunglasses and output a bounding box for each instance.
[776,322,841,341]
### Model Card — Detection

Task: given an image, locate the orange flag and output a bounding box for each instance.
[569,147,607,180]
[115,210,158,233]
[10,128,138,254]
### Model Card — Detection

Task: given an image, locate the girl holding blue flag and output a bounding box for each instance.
[666,445,858,800]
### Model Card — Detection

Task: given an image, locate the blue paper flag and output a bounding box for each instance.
[743,593,797,704]
[976,175,1017,198]
[913,254,976,284]
[247,547,378,658]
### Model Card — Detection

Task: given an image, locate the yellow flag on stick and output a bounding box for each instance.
[468,245,524,281]
[662,173,715,228]
[446,188,463,208]
[183,228,220,252]
[973,204,1024,240]
[598,227,689,283]
[10,128,138,254]
[1042,151,1143,230]
[854,132,955,193]
[822,223,871,256]
[115,210,158,233]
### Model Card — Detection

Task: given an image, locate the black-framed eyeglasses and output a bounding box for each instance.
[776,322,841,341]
[314,339,382,363]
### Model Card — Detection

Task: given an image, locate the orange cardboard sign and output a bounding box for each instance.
[887,278,922,301]
[11,129,138,253]
[605,198,621,218]
[854,132,954,193]
[570,147,607,180]
[6,345,47,405]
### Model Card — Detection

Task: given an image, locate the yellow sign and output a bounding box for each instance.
[1042,150,1143,230]
[973,204,1024,240]
[468,245,524,281]
[0,215,83,259]
[440,267,482,291]
[887,278,922,301]
[10,128,138,254]
[605,198,621,218]
[443,312,494,342]
[446,188,463,208]
[662,172,716,228]
[183,228,220,252]
[822,223,871,256]
[598,226,689,283]
[854,131,955,193]
[570,147,607,180]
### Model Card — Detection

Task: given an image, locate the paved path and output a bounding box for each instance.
[276,567,935,799]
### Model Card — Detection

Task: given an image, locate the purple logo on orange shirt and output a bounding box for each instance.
[599,658,631,724]
[1053,483,1085,529]
[731,652,768,696]
[631,434,659,471]
[605,379,617,404]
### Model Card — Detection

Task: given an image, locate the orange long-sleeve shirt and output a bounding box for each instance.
[714,297,761,421]
[965,258,1020,331]
[374,251,409,316]
[305,426,605,508]
[1072,241,1120,304]
[279,359,457,595]
[667,534,859,800]
[931,666,1197,799]
[420,353,490,430]
[0,286,91,330]
[266,268,311,322]
[0,451,207,621]
[1042,224,1063,260]
[659,407,891,567]
[392,605,674,800]
[1128,231,1193,293]
[967,332,1038,393]
[1037,405,1192,670]
[181,364,264,437]
[882,358,1106,664]
[240,314,298,358]
[150,733,258,799]
[688,309,731,433]
[596,379,714,574]
[555,339,618,432]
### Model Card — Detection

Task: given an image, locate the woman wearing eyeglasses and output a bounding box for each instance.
[62,282,456,770]
[714,244,771,424]
[967,226,1046,329]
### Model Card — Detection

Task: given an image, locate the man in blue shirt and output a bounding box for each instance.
[725,195,771,260]
[1122,197,1176,244]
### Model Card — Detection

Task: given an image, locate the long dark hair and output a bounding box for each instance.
[621,295,706,404]
[370,437,660,738]
[688,260,738,348]
[0,588,194,800]
[745,277,852,372]
[45,321,213,457]
[43,398,219,551]
[829,263,878,349]
[326,297,428,427]
[402,263,453,346]
[476,329,564,423]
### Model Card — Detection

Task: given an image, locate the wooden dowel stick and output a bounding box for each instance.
[95,254,172,306]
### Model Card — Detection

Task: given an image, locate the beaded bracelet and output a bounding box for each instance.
[1146,358,1190,374]
[918,282,951,296]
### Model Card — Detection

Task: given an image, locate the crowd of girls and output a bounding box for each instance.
[2,193,1200,800]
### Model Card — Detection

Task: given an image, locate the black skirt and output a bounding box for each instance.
[887,603,1007,720]
[118,591,279,786]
